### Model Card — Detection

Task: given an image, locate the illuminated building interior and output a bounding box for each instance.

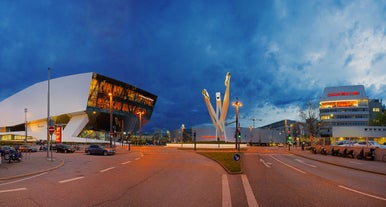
[0,72,157,143]
[81,73,157,139]
[319,85,377,137]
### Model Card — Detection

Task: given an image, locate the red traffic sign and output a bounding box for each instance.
[48,126,55,135]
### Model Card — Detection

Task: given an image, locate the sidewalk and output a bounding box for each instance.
[0,151,64,181]
[289,148,386,176]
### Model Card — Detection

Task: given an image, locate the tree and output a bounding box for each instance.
[370,111,386,126]
[299,101,320,143]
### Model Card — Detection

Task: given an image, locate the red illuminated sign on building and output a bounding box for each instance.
[327,91,359,97]
[56,126,62,143]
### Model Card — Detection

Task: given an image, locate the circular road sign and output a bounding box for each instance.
[233,153,241,161]
[48,126,55,135]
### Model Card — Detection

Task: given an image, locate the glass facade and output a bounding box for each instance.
[84,73,157,137]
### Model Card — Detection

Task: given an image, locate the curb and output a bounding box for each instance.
[0,159,64,181]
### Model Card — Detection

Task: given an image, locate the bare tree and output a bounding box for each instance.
[299,101,320,143]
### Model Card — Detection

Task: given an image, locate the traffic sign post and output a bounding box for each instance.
[233,153,241,161]
[48,126,55,161]
[49,126,55,135]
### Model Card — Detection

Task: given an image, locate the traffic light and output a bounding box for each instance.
[237,132,241,139]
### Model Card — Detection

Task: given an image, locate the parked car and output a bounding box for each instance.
[55,144,75,153]
[354,141,386,148]
[335,140,356,146]
[19,145,38,152]
[85,144,115,156]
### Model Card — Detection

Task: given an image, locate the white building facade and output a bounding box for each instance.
[0,72,157,143]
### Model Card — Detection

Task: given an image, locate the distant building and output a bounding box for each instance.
[319,85,385,143]
[0,72,157,143]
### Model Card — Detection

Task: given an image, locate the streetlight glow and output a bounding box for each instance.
[232,97,242,151]
[24,108,27,145]
[137,110,145,144]
[109,92,113,148]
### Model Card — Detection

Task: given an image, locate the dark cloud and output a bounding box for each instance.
[0,0,385,131]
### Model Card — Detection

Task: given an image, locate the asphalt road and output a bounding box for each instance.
[0,147,226,207]
[0,147,385,207]
[243,152,386,207]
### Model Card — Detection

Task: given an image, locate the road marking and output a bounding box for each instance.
[295,159,317,168]
[222,174,232,207]
[270,155,306,174]
[0,172,46,186]
[241,175,259,207]
[135,158,141,161]
[0,188,27,193]
[100,167,115,173]
[338,185,386,201]
[58,176,85,184]
[259,158,272,168]
[121,161,132,165]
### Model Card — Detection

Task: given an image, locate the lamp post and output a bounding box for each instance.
[250,118,262,146]
[137,110,145,145]
[108,92,113,148]
[181,124,185,147]
[232,97,242,151]
[249,126,252,145]
[24,108,28,145]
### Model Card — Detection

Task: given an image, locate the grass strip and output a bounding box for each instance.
[198,152,242,174]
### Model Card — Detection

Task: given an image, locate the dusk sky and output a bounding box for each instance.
[1,0,385,132]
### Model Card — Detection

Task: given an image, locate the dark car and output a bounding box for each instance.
[55,144,75,153]
[85,144,115,156]
[19,145,38,152]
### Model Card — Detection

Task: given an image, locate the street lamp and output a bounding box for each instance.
[249,126,252,145]
[250,118,262,145]
[24,108,28,145]
[181,124,185,147]
[108,92,113,148]
[137,110,145,144]
[232,97,242,151]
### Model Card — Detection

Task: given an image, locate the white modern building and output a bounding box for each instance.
[0,72,157,143]
[319,85,370,137]
[319,85,385,144]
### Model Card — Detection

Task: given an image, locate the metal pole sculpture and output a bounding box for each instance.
[202,72,231,142]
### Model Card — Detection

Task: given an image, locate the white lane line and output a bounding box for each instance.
[100,167,115,173]
[338,185,386,201]
[294,159,317,168]
[259,158,272,168]
[121,161,132,165]
[58,176,85,184]
[0,172,46,186]
[222,174,232,207]
[241,175,259,207]
[0,188,27,193]
[270,155,306,174]
[135,158,141,161]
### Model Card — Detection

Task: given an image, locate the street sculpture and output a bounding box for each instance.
[202,72,230,142]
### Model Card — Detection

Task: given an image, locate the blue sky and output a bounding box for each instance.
[1,0,385,132]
